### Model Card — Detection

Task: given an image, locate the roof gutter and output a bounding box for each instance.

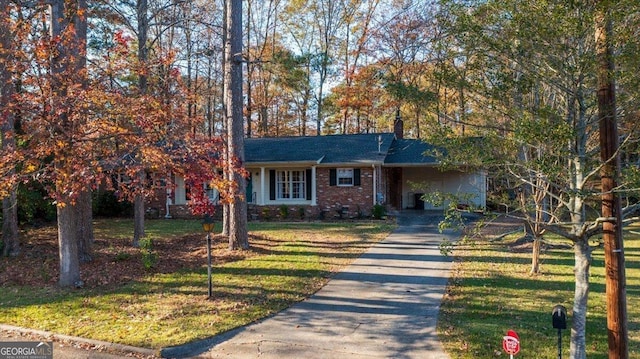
[245,160,320,167]
[381,163,440,168]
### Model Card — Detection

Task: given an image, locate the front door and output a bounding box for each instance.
[387,168,402,209]
[246,174,253,203]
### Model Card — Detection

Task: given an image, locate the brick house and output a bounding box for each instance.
[152,121,486,219]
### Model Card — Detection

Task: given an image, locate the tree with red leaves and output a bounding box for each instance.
[0,0,233,286]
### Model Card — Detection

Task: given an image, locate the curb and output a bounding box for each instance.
[159,326,247,358]
[0,324,158,357]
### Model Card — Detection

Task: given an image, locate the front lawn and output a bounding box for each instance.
[0,219,395,349]
[438,217,640,359]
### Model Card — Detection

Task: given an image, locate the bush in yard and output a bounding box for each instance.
[261,207,272,220]
[139,238,157,269]
[279,205,289,219]
[17,182,56,225]
[371,204,386,219]
[93,189,133,217]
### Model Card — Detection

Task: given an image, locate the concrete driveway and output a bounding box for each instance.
[164,211,458,359]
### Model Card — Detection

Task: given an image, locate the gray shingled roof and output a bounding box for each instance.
[244,133,439,166]
[384,138,439,165]
[245,133,395,164]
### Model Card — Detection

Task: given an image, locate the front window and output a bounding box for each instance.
[337,168,354,186]
[277,170,306,199]
[205,183,219,203]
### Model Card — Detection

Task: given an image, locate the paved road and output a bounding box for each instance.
[0,325,156,358]
[1,211,460,359]
[163,212,457,358]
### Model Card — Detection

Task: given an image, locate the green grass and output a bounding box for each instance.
[5,217,638,355]
[0,219,395,349]
[438,222,640,359]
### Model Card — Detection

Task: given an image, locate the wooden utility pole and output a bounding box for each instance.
[595,2,628,358]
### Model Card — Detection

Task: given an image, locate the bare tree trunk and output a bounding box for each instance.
[137,0,148,93]
[260,105,268,135]
[0,0,19,257]
[245,0,253,138]
[414,109,420,139]
[300,67,311,136]
[73,0,93,263]
[2,192,19,257]
[299,95,308,136]
[221,0,230,237]
[50,0,88,286]
[57,201,81,287]
[316,69,325,135]
[530,235,541,274]
[458,79,465,135]
[570,239,591,359]
[530,179,545,275]
[225,0,248,250]
[76,188,94,262]
[566,87,590,359]
[133,0,149,246]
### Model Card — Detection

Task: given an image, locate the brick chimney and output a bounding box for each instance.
[394,109,403,139]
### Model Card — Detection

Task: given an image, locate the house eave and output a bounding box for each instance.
[247,160,387,168]
[246,161,320,167]
[382,163,440,167]
[317,160,385,167]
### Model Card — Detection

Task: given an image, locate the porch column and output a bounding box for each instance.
[372,165,377,206]
[260,167,266,205]
[311,166,317,206]
[165,174,173,218]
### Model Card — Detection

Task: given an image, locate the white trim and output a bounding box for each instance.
[336,168,355,186]
[165,176,172,218]
[276,170,306,200]
[260,167,266,205]
[311,166,317,206]
[372,165,376,206]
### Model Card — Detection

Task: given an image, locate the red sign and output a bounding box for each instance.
[502,329,520,355]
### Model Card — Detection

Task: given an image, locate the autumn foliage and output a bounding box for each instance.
[1,12,232,217]
[0,2,242,285]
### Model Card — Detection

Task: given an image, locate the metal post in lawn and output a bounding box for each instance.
[202,215,215,299]
[207,233,212,297]
[557,327,562,359]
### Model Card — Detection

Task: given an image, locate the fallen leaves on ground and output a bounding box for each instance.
[0,226,267,288]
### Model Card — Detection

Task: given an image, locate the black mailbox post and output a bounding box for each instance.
[552,305,567,359]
